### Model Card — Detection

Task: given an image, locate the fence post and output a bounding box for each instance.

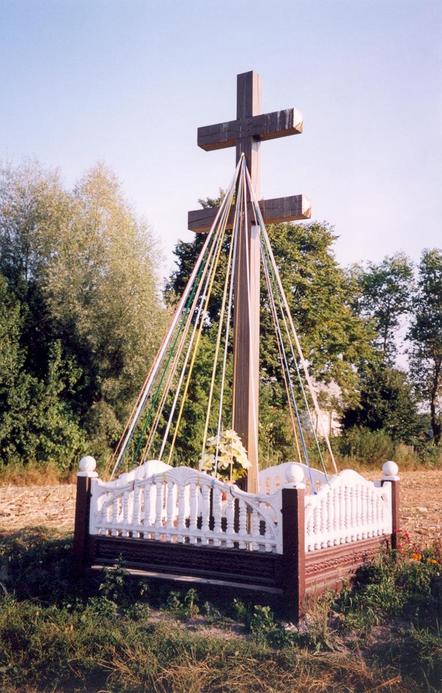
[73,456,98,574]
[281,464,305,622]
[381,460,400,550]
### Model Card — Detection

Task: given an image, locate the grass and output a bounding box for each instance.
[0,461,75,486]
[0,528,441,692]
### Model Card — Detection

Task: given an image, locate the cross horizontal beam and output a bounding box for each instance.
[188,194,311,233]
[198,108,304,152]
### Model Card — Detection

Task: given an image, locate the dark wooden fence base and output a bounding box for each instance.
[74,468,399,622]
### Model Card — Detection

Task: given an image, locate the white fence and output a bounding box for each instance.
[90,464,283,553]
[259,461,329,495]
[87,460,395,556]
[304,470,392,552]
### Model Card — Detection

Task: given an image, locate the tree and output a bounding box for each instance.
[408,249,442,444]
[341,364,421,444]
[0,275,85,465]
[350,254,413,364]
[166,219,375,464]
[0,162,165,464]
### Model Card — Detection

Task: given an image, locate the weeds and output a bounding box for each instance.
[0,528,441,691]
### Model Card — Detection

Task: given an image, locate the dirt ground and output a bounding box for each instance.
[0,470,441,544]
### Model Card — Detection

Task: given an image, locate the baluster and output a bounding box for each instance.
[144,480,152,537]
[343,485,350,543]
[166,481,175,534]
[353,485,358,540]
[263,505,275,552]
[201,484,210,543]
[212,487,222,546]
[238,499,247,549]
[176,483,186,543]
[189,483,198,543]
[337,486,344,544]
[305,507,312,552]
[325,489,332,547]
[133,485,140,537]
[367,488,373,537]
[154,481,163,540]
[349,486,354,542]
[226,492,235,548]
[313,503,320,550]
[250,506,260,551]
[319,496,326,548]
[112,496,119,536]
[122,490,129,537]
[376,494,382,535]
[331,486,338,545]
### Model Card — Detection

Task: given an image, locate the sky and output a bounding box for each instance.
[1,0,441,279]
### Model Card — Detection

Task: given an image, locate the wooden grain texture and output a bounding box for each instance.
[197,109,303,151]
[190,70,309,493]
[90,535,283,587]
[281,487,305,621]
[73,476,92,575]
[304,537,387,594]
[188,194,311,233]
[384,479,400,550]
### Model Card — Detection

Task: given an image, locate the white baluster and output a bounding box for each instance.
[313,503,320,550]
[305,507,313,552]
[112,496,119,536]
[189,483,198,543]
[177,483,186,543]
[349,486,355,542]
[332,486,339,545]
[133,485,141,537]
[320,495,326,548]
[166,481,175,532]
[212,487,222,546]
[238,499,247,549]
[367,488,374,537]
[326,489,333,547]
[122,490,129,537]
[154,481,163,540]
[226,492,235,548]
[201,484,210,543]
[250,507,259,551]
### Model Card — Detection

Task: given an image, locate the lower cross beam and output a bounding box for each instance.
[188,194,311,233]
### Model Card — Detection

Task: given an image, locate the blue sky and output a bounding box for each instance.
[1,0,441,277]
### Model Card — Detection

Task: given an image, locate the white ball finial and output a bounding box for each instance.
[382,460,399,480]
[286,463,305,488]
[78,455,98,477]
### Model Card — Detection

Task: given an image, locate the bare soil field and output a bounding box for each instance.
[0,470,441,543]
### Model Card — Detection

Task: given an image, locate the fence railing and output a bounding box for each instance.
[90,466,283,553]
[259,461,329,495]
[304,469,393,552]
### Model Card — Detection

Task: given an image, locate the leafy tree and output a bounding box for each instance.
[408,249,442,444]
[350,254,413,364]
[0,162,165,464]
[0,276,84,465]
[166,219,375,464]
[341,364,421,444]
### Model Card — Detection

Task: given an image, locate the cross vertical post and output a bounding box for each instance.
[189,70,310,492]
[233,71,261,492]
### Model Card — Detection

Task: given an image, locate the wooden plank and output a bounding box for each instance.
[89,535,283,587]
[188,194,311,233]
[304,537,387,594]
[91,565,284,595]
[281,487,305,621]
[197,109,303,151]
[73,476,93,575]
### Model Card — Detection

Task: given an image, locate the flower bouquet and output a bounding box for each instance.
[200,429,251,482]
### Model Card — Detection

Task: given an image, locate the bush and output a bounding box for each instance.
[334,427,396,465]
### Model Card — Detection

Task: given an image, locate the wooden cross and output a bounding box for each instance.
[189,71,310,493]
